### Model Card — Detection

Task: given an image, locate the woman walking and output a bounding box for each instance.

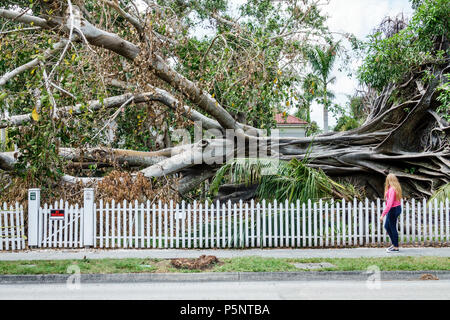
[380,173,402,252]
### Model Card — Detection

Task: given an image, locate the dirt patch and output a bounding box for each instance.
[170,255,220,270]
[420,273,439,280]
[153,260,172,273]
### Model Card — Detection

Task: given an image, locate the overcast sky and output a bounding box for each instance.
[310,0,414,129]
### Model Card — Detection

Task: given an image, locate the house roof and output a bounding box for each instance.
[275,113,308,125]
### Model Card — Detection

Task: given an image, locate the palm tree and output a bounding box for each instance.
[306,41,339,133]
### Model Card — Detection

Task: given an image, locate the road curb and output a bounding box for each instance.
[1,271,449,284]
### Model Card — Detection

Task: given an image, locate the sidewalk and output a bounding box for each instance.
[1,247,449,261]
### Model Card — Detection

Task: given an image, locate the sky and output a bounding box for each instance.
[310,0,414,129]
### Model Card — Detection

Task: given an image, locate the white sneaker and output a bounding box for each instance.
[386,247,399,253]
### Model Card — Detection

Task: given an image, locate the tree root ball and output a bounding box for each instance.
[170,255,219,270]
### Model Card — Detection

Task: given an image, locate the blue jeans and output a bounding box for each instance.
[384,206,402,247]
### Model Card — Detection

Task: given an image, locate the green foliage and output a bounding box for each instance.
[358,0,449,91]
[334,95,367,132]
[210,156,356,203]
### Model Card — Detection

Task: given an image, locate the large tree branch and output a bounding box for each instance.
[0,88,222,131]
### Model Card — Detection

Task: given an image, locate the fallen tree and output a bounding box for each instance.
[0,0,448,201]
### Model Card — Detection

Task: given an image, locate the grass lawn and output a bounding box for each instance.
[0,256,448,275]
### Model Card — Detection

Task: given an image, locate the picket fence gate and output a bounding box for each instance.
[0,202,25,251]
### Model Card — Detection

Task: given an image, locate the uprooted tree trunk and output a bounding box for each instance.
[0,6,448,200]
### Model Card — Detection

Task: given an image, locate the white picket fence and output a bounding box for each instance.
[93,198,450,249]
[0,202,25,251]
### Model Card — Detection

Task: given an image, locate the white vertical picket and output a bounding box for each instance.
[58,199,63,248]
[134,200,139,248]
[204,201,208,249]
[128,201,133,248]
[296,200,300,247]
[187,202,191,248]
[307,199,312,247]
[279,201,284,247]
[121,200,127,248]
[376,199,381,244]
[233,202,238,247]
[199,202,203,248]
[290,202,295,247]
[302,202,306,247]
[245,202,249,247]
[284,200,289,247]
[75,203,81,247]
[330,201,334,247]
[411,199,416,245]
[227,201,232,248]
[107,201,112,248]
[341,199,346,246]
[222,203,226,248]
[13,203,20,249]
[353,198,363,245]
[370,201,375,244]
[193,201,198,248]
[348,201,353,246]
[434,199,438,244]
[406,200,410,244]
[118,201,123,248]
[164,202,168,248]
[428,200,433,245]
[140,202,145,248]
[268,202,272,247]
[20,204,25,249]
[262,200,267,247]
[15,203,21,249]
[67,204,73,248]
[170,200,174,248]
[8,204,15,250]
[313,201,317,247]
[0,205,3,250]
[446,198,449,244]
[439,200,444,244]
[273,200,278,247]
[158,200,163,248]
[239,200,243,248]
[152,202,156,248]
[175,202,180,248]
[250,200,255,247]
[399,199,404,244]
[209,202,214,248]
[319,199,323,247]
[216,201,221,248]
[325,202,329,247]
[111,199,116,248]
[99,200,104,248]
[336,201,341,247]
[257,202,261,247]
[418,201,422,244]
[146,201,150,248]
[365,198,369,245]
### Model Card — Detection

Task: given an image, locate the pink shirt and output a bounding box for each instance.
[381,187,401,217]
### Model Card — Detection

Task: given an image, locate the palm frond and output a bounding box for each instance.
[429,183,450,204]
[210,155,358,203]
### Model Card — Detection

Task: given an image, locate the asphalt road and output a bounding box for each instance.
[1,280,449,300]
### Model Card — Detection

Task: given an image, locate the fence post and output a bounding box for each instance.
[27,188,40,248]
[83,188,95,247]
